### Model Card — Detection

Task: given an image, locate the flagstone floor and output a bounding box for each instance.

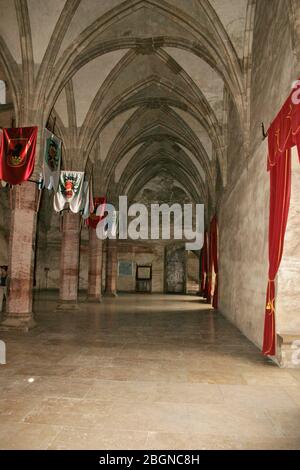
[0,292,300,450]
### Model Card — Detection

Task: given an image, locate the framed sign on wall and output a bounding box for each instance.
[136,265,152,280]
[118,261,133,277]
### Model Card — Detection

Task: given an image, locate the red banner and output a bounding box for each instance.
[86,197,106,229]
[210,216,219,309]
[0,127,38,185]
[200,231,208,296]
[205,217,218,307]
[205,231,212,303]
[263,82,300,355]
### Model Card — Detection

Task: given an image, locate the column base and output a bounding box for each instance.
[86,294,102,303]
[0,314,36,332]
[103,292,118,297]
[56,300,79,312]
[277,333,300,368]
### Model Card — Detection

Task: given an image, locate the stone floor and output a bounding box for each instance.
[0,292,300,450]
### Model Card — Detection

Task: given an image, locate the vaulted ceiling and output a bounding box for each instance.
[0,0,257,210]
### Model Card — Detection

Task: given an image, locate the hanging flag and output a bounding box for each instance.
[43,128,62,190]
[86,196,106,228]
[81,179,91,220]
[88,173,94,215]
[0,126,38,185]
[53,171,85,213]
[81,169,95,220]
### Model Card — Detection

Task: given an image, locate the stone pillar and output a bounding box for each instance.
[58,211,81,307]
[276,334,300,368]
[87,227,103,302]
[104,239,118,296]
[0,181,39,331]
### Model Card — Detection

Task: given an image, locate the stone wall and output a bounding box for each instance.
[218,140,269,348]
[117,241,165,293]
[218,0,299,350]
[186,251,200,294]
[250,0,296,155]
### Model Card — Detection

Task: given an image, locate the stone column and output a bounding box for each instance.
[87,227,103,302]
[104,239,118,296]
[0,181,39,331]
[57,211,81,308]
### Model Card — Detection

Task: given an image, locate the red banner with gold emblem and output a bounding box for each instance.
[0,127,38,185]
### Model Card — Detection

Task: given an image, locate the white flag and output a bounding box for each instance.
[53,171,85,213]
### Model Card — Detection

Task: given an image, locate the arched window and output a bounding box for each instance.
[0,80,6,105]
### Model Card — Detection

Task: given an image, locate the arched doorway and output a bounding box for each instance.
[165,244,186,293]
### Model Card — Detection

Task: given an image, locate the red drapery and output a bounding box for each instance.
[263,82,300,355]
[210,215,219,309]
[200,230,208,296]
[206,217,218,306]
[86,196,106,228]
[206,224,213,303]
[204,231,211,301]
[0,127,38,185]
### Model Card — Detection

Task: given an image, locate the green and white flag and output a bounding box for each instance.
[43,128,62,190]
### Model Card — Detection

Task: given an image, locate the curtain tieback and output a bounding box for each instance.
[266,299,275,314]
